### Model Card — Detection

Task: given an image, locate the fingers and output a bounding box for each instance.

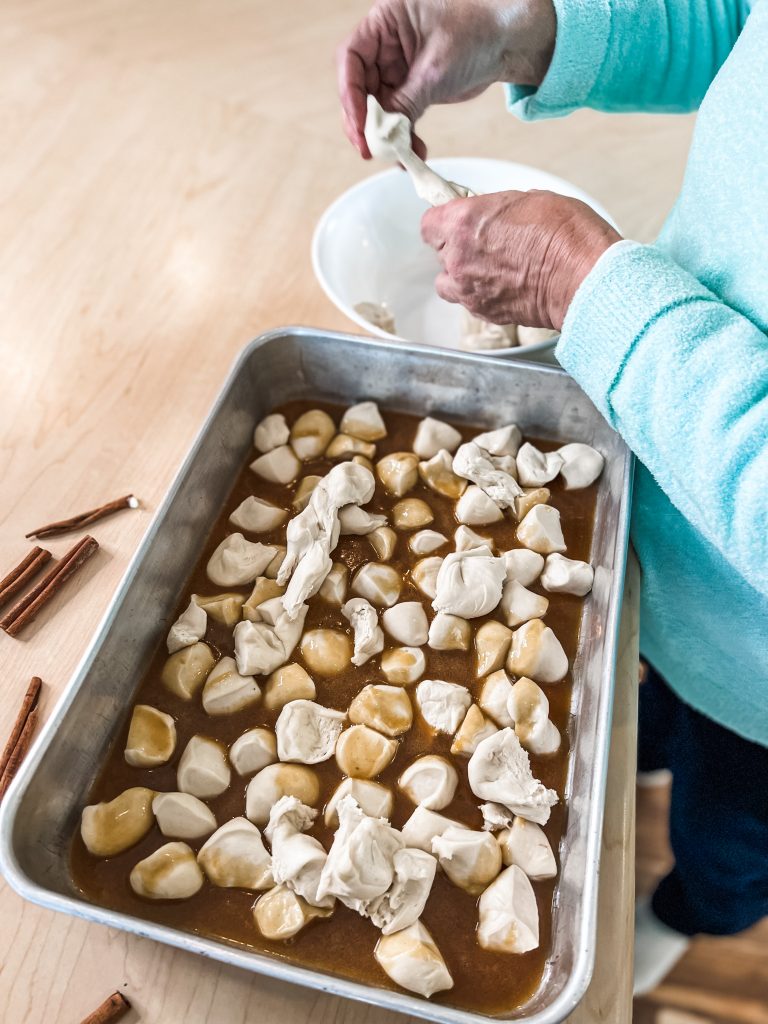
[434,270,462,305]
[337,34,373,157]
[420,204,452,250]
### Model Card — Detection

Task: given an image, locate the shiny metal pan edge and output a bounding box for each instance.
[0,326,633,1024]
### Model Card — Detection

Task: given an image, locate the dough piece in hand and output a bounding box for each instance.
[246,763,320,826]
[342,597,385,666]
[263,663,316,710]
[478,669,515,727]
[374,920,454,998]
[300,628,352,676]
[475,620,513,677]
[153,792,217,841]
[477,864,539,953]
[177,735,231,799]
[461,316,517,350]
[197,817,273,890]
[254,413,289,453]
[501,548,545,586]
[351,562,402,607]
[382,602,429,646]
[516,504,567,555]
[381,646,427,686]
[473,424,522,457]
[516,325,558,347]
[507,619,568,684]
[516,443,563,487]
[290,409,336,460]
[125,704,176,767]
[455,485,504,526]
[498,817,557,879]
[432,826,502,894]
[207,533,278,586]
[468,728,558,826]
[428,612,471,651]
[167,599,207,654]
[400,806,468,853]
[324,778,394,827]
[418,449,467,499]
[432,547,505,619]
[229,495,287,533]
[451,705,498,757]
[500,579,549,628]
[275,700,346,764]
[368,847,437,935]
[229,727,277,776]
[411,556,443,599]
[250,445,301,484]
[398,755,457,810]
[376,451,419,496]
[81,787,155,857]
[340,400,387,441]
[335,725,398,779]
[508,677,561,755]
[557,442,604,489]
[413,417,462,459]
[161,642,215,700]
[453,441,523,508]
[416,679,471,734]
[130,842,204,900]
[254,884,333,940]
[540,553,594,596]
[202,657,262,715]
[349,684,413,737]
[265,796,332,908]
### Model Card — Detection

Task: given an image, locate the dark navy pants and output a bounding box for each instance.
[639,663,768,936]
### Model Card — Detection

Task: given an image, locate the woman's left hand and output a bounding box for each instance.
[421,189,621,330]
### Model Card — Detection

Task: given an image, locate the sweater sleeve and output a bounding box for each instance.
[506,0,751,118]
[556,240,768,597]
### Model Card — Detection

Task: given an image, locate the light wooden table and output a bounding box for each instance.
[0,1,692,1020]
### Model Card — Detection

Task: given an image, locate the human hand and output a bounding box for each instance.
[421,190,622,330]
[338,0,556,157]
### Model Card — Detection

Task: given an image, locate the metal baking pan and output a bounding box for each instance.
[0,327,632,1024]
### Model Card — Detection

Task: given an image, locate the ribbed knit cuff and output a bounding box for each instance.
[555,240,715,422]
[505,0,613,120]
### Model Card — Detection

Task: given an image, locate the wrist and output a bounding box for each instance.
[496,0,557,87]
[546,226,621,330]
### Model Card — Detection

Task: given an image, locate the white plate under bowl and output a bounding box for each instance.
[312,157,615,359]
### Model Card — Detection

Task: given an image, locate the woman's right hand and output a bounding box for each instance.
[337,0,557,157]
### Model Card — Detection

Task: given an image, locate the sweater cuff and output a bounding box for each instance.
[505,0,612,120]
[555,240,715,422]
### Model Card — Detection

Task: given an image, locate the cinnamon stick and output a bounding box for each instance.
[79,991,132,1024]
[0,677,43,801]
[0,706,38,801]
[25,494,138,539]
[0,547,52,609]
[0,535,99,637]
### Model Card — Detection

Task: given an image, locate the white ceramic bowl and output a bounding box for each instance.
[312,157,615,358]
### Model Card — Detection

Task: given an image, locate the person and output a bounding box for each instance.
[338,0,768,996]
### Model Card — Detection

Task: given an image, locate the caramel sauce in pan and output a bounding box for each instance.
[70,400,597,1016]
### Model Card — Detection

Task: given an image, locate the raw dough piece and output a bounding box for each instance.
[475,620,513,677]
[324,778,394,827]
[153,792,217,841]
[125,705,176,768]
[540,553,594,596]
[246,763,320,826]
[229,495,287,533]
[193,591,245,627]
[453,441,523,507]
[432,826,502,894]
[454,525,493,552]
[369,525,397,560]
[473,424,522,457]
[351,562,402,607]
[340,400,387,441]
[418,449,467,499]
[428,612,471,651]
[411,556,443,599]
[413,417,463,459]
[477,864,539,953]
[461,315,517,351]
[290,409,336,460]
[516,443,564,487]
[202,656,261,715]
[349,684,413,737]
[393,498,433,530]
[265,796,333,908]
[177,735,231,800]
[300,628,352,676]
[354,301,397,336]
[501,548,545,585]
[161,643,215,700]
[254,413,290,453]
[229,727,278,776]
[455,485,504,526]
[398,755,457,810]
[167,599,207,654]
[234,603,307,676]
[338,505,387,535]
[381,602,429,648]
[409,529,448,555]
[342,597,385,666]
[376,451,419,496]
[468,728,558,826]
[557,442,604,489]
[198,817,273,890]
[416,679,471,734]
[374,920,454,998]
[326,434,376,461]
[516,325,558,347]
[432,546,505,619]
[242,577,285,621]
[498,817,557,879]
[254,884,333,939]
[250,445,301,485]
[381,646,427,686]
[81,787,155,857]
[478,669,515,728]
[516,504,567,555]
[400,806,468,853]
[206,533,278,587]
[335,725,398,778]
[367,847,437,934]
[275,700,346,764]
[506,619,569,684]
[500,579,549,628]
[508,677,561,755]
[263,663,316,710]
[514,487,551,521]
[130,842,203,900]
[451,705,498,758]
[318,562,347,606]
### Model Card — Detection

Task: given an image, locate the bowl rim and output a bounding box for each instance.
[311,156,616,355]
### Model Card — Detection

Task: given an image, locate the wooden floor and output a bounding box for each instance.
[632,781,768,1024]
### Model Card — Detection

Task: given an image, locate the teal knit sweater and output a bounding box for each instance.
[507,0,768,743]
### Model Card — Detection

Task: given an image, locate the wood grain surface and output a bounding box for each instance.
[0,0,693,1019]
